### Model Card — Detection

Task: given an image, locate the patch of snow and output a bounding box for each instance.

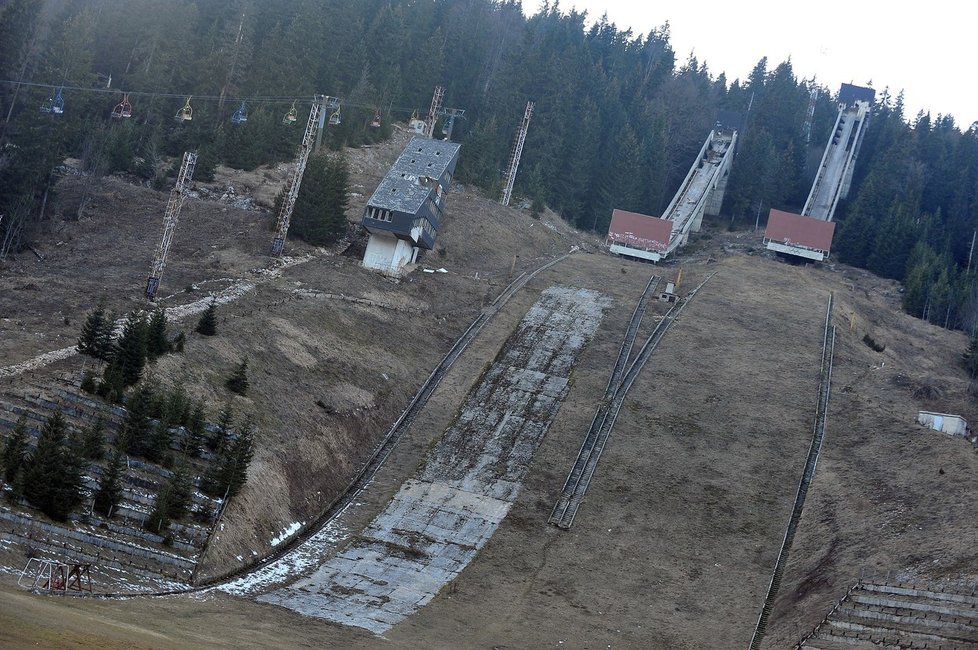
[271,521,303,547]
[215,517,348,597]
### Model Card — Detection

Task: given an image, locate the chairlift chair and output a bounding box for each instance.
[40,87,65,115]
[174,97,193,122]
[231,101,248,125]
[283,100,298,125]
[111,93,132,119]
[370,109,382,129]
[328,106,341,126]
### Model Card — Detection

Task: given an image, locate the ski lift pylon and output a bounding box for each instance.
[231,100,248,125]
[175,97,193,122]
[283,100,298,125]
[111,93,132,119]
[40,86,65,115]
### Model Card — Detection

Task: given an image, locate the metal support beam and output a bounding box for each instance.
[501,101,534,207]
[271,95,323,256]
[145,150,197,300]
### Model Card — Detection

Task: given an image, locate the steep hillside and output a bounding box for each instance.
[0,128,591,585]
[0,129,976,648]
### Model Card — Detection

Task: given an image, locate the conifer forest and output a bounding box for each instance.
[1,0,977,330]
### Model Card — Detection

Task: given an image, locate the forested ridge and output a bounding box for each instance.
[1,0,977,331]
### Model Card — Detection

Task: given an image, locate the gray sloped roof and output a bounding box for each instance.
[394,137,461,179]
[367,174,432,213]
[366,137,461,214]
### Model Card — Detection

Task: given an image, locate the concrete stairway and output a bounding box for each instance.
[799,582,978,649]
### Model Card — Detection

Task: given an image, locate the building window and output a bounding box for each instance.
[367,207,392,222]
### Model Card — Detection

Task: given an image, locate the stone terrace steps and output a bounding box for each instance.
[800,582,978,649]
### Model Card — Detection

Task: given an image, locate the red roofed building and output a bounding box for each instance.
[606,209,673,262]
[763,209,836,261]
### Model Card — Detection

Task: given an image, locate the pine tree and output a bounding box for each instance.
[77,302,114,362]
[207,406,234,453]
[92,449,124,518]
[203,416,255,499]
[108,311,148,387]
[225,357,249,395]
[80,418,105,460]
[146,309,171,360]
[148,419,171,464]
[144,488,171,534]
[291,153,350,246]
[195,300,218,336]
[165,464,194,521]
[2,416,30,485]
[185,401,206,457]
[225,417,255,498]
[118,383,154,457]
[23,412,84,521]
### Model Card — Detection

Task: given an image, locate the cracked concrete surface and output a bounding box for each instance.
[255,286,609,633]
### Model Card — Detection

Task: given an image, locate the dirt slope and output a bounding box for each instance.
[1,130,976,648]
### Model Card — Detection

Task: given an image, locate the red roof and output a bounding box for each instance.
[607,209,671,252]
[764,209,835,253]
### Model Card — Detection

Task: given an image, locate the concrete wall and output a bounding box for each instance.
[917,411,969,436]
[362,232,417,276]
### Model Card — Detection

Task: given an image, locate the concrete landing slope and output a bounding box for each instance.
[251,286,609,633]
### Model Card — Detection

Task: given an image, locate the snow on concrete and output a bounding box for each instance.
[253,286,609,633]
[216,517,350,597]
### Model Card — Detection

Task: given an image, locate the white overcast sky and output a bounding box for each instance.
[558,1,975,128]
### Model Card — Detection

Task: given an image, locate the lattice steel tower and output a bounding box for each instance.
[271,96,324,256]
[423,86,444,139]
[501,101,534,207]
[145,151,197,300]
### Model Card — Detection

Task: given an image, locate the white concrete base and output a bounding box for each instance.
[363,233,417,276]
[765,240,827,262]
[609,243,662,263]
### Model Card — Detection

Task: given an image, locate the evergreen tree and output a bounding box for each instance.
[144,488,171,534]
[202,417,254,499]
[207,406,234,453]
[118,383,154,457]
[80,418,105,461]
[290,153,350,246]
[77,302,115,362]
[225,357,250,395]
[98,362,126,404]
[148,419,171,464]
[165,464,194,521]
[92,450,125,518]
[23,412,84,521]
[2,416,30,485]
[146,309,171,360]
[185,401,206,457]
[195,300,218,336]
[80,370,97,394]
[107,311,148,387]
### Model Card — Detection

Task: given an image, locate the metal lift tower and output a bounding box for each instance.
[500,101,534,207]
[145,151,197,300]
[271,96,324,256]
[423,86,445,139]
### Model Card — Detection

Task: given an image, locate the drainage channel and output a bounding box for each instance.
[748,293,836,649]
